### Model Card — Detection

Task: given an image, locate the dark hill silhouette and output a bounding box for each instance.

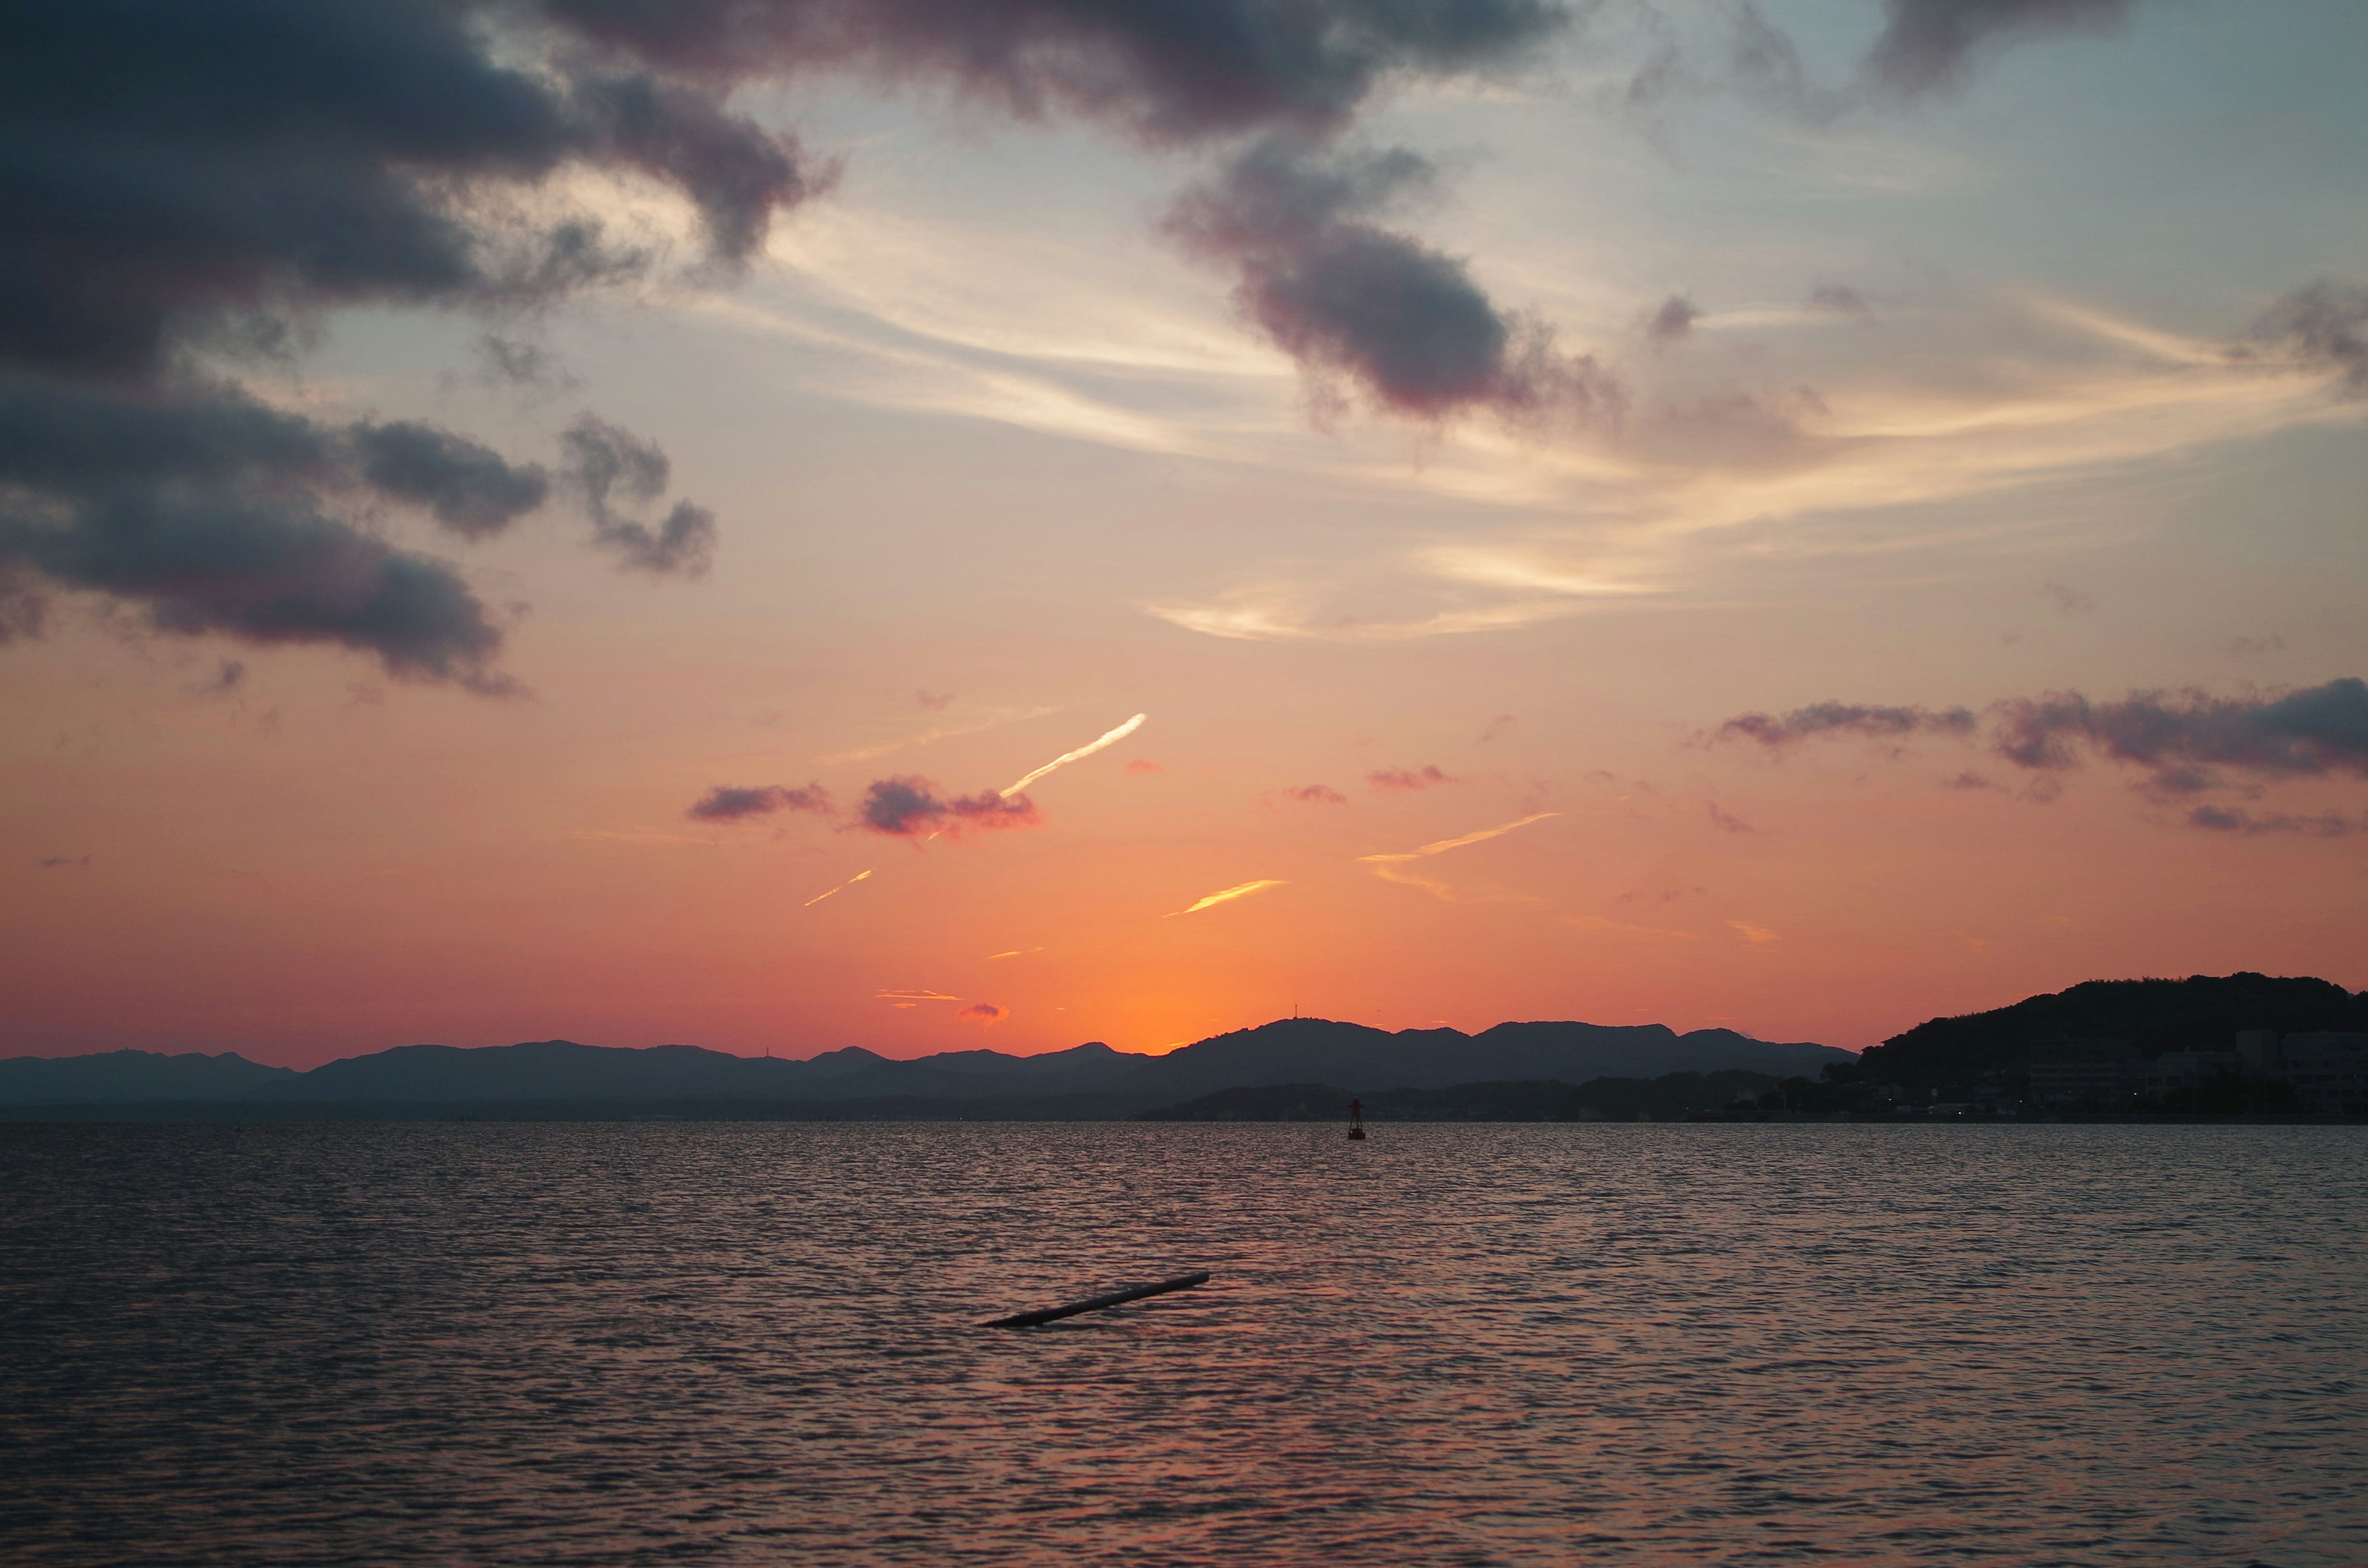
[0,1019,1838,1109]
[0,1049,297,1104]
[1115,1018,1844,1099]
[1859,972,2368,1091]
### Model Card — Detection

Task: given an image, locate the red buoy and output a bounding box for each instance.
[1347,1096,1367,1140]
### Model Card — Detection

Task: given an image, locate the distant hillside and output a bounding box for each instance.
[0,1049,297,1104]
[1115,1019,1846,1101]
[0,1016,1841,1114]
[1857,972,2368,1091]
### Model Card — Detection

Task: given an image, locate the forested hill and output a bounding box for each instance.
[1859,973,2367,1087]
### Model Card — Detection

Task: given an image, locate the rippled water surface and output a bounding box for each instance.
[3,1123,2363,1566]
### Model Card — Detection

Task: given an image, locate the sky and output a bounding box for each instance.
[4,0,2366,1067]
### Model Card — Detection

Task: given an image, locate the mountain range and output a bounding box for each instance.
[0,1018,1849,1112]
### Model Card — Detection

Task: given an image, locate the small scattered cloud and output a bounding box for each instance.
[36,855,90,870]
[2040,581,2097,615]
[187,659,247,698]
[475,334,570,391]
[1808,283,1873,319]
[561,416,718,577]
[956,1002,1009,1025]
[1168,879,1286,917]
[1646,294,1700,344]
[1942,771,1997,791]
[1720,677,2368,825]
[1478,714,1518,744]
[857,776,1042,839]
[987,947,1042,959]
[2188,805,2355,837]
[1279,784,1348,806]
[916,690,954,710]
[1124,758,1164,776]
[1706,803,1759,834]
[687,783,832,823]
[1368,765,1456,791]
[1863,0,2137,101]
[1992,678,2368,794]
[877,988,963,1003]
[2229,635,2285,657]
[1164,137,1621,427]
[2239,277,2368,396]
[1719,702,1979,748]
[1728,920,1780,945]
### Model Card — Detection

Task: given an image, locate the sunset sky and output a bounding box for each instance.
[5,0,2365,1067]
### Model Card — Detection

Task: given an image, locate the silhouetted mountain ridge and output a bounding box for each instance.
[0,1019,1842,1107]
[1859,972,2368,1091]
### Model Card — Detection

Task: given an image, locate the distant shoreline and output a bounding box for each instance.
[4,1101,2359,1127]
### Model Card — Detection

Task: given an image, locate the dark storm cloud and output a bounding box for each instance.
[1862,0,2137,99]
[857,776,1042,838]
[0,2,830,684]
[0,1,818,382]
[355,423,551,540]
[2242,279,2368,397]
[1,2,1577,683]
[686,782,833,822]
[559,416,718,576]
[1166,138,1620,422]
[1646,295,1700,343]
[0,376,567,688]
[1718,702,1980,747]
[2188,805,2355,838]
[1991,679,2368,790]
[537,0,1569,144]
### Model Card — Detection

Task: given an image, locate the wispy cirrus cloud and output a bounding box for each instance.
[1003,713,1147,796]
[804,869,873,907]
[1167,879,1286,917]
[1359,811,1558,900]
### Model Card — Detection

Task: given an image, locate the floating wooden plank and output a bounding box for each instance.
[983,1270,1211,1329]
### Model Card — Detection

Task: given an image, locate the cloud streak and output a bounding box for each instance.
[1168,879,1286,917]
[1003,712,1147,795]
[1359,811,1558,898]
[804,868,873,906]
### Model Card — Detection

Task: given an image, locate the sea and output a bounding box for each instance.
[2,1122,2362,1566]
